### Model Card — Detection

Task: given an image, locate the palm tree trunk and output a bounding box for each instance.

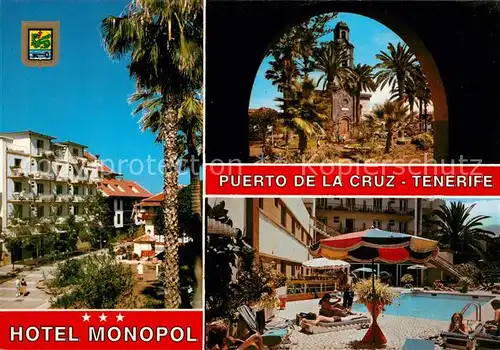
[162,107,180,309]
[385,130,393,153]
[331,89,337,139]
[397,74,405,100]
[298,132,307,154]
[419,100,423,132]
[355,92,361,125]
[186,128,201,218]
[416,198,423,235]
[424,101,428,133]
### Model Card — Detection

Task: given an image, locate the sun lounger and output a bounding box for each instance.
[474,331,500,349]
[301,314,371,334]
[237,305,292,347]
[440,323,482,349]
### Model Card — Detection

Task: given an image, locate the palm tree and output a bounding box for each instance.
[101,0,202,309]
[414,71,432,132]
[365,100,413,153]
[276,78,327,153]
[349,64,377,125]
[315,42,352,138]
[375,42,418,100]
[429,202,495,263]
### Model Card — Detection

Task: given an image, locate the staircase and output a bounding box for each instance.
[430,255,466,280]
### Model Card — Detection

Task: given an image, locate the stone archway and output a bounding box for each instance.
[206,2,500,163]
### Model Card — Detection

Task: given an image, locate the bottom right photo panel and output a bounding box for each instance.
[205,197,500,350]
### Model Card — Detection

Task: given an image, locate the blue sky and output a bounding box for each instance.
[445,199,500,227]
[249,12,404,110]
[1,0,189,194]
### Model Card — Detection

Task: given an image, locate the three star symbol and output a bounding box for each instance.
[82,313,125,322]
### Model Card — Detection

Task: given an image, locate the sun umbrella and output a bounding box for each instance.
[352,267,377,273]
[309,228,439,346]
[302,258,349,269]
[407,264,428,287]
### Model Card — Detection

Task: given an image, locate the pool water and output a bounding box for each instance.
[351,293,492,321]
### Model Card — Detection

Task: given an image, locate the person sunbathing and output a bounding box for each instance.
[299,313,341,330]
[484,299,500,335]
[448,313,468,335]
[318,293,355,317]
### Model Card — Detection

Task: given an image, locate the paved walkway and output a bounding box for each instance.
[0,250,106,309]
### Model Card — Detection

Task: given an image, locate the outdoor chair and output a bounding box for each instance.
[300,314,371,335]
[440,322,482,349]
[474,327,500,350]
[236,305,292,348]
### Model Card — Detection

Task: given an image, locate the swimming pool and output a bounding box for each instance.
[351,293,493,321]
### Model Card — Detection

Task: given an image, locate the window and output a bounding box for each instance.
[301,230,304,243]
[57,165,62,175]
[14,182,22,193]
[318,198,327,208]
[280,206,286,226]
[116,200,122,211]
[14,158,22,167]
[117,213,122,225]
[38,161,46,172]
[38,206,44,218]
[74,205,79,215]
[72,148,79,156]
[73,186,79,195]
[56,185,63,195]
[341,31,346,39]
[374,198,383,211]
[280,262,286,275]
[37,184,44,194]
[319,217,327,225]
[346,199,355,209]
[258,198,263,209]
[388,220,395,226]
[36,140,44,152]
[333,216,340,224]
[373,220,382,229]
[291,219,296,235]
[56,205,63,216]
[274,198,279,207]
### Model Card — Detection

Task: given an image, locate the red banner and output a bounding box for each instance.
[205,164,500,196]
[0,310,203,349]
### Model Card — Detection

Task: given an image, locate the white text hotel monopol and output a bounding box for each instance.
[10,326,198,343]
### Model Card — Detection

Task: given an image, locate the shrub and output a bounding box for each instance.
[354,278,399,306]
[49,253,137,309]
[411,133,434,151]
[401,274,414,285]
[459,277,471,294]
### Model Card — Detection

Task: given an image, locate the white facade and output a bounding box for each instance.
[258,214,310,263]
[0,132,103,238]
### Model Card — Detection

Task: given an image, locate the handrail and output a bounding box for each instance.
[460,302,482,321]
[432,256,466,279]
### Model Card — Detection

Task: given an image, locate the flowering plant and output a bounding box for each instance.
[354,278,399,306]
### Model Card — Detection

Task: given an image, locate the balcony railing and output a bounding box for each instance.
[317,203,414,216]
[72,195,85,202]
[9,167,26,177]
[37,194,56,202]
[11,192,35,201]
[334,226,414,234]
[311,217,340,237]
[57,194,74,202]
[32,171,56,181]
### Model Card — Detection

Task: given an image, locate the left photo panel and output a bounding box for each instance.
[0,1,202,310]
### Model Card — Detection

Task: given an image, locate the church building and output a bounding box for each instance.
[327,22,372,139]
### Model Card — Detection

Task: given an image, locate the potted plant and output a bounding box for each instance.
[459,277,471,294]
[401,273,414,286]
[354,278,399,346]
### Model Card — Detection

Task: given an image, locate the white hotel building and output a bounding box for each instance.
[0,131,102,238]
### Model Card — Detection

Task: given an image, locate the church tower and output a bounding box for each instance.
[333,22,354,68]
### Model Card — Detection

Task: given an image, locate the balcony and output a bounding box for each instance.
[32,171,56,181]
[11,192,35,201]
[57,194,74,202]
[9,167,26,178]
[72,195,85,202]
[318,203,414,216]
[37,194,56,202]
[56,174,70,182]
[335,226,415,234]
[310,217,339,237]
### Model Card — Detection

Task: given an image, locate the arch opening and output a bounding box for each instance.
[248,11,449,163]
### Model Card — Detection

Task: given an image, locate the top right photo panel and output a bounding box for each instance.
[206,1,500,164]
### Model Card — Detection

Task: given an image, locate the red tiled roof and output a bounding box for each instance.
[84,152,115,174]
[133,234,156,243]
[99,178,152,198]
